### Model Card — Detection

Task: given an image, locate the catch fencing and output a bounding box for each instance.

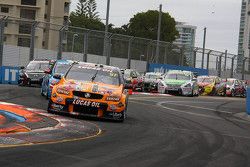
[0,15,249,79]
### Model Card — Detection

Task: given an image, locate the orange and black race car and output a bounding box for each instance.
[48,62,129,122]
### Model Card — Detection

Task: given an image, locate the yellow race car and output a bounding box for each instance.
[48,62,129,122]
[197,76,225,96]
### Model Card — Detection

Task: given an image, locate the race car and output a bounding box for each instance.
[48,62,129,122]
[225,78,246,97]
[142,72,163,92]
[19,59,51,86]
[197,76,225,96]
[158,70,199,96]
[41,60,74,99]
[123,69,143,91]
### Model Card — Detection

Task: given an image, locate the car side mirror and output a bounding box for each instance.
[53,74,62,80]
[20,66,25,70]
[44,68,52,74]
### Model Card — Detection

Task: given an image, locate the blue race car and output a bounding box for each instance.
[41,60,74,99]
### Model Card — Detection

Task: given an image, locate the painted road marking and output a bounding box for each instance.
[130,100,250,124]
[0,102,103,148]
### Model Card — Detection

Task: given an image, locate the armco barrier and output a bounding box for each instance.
[247,88,250,115]
[0,66,19,85]
[149,63,209,76]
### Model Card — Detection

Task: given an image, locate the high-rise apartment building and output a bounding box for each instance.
[237,0,250,71]
[0,0,70,50]
[173,22,196,66]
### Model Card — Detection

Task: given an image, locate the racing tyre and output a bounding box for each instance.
[117,99,128,122]
[231,90,235,97]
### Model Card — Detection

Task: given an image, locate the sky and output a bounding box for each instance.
[71,0,242,55]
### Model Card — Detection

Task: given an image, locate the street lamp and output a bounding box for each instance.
[72,33,79,53]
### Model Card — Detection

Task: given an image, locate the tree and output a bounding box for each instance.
[70,12,104,30]
[74,0,99,19]
[86,0,99,19]
[127,10,179,42]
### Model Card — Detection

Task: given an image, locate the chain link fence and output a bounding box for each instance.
[0,16,249,79]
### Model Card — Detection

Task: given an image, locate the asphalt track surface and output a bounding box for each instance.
[0,85,249,167]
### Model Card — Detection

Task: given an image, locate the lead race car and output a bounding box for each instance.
[158,70,199,96]
[48,62,129,122]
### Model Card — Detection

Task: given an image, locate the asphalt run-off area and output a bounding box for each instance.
[0,85,249,167]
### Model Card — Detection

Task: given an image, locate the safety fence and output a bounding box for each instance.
[0,15,249,79]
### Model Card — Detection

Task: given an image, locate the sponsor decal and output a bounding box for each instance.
[51,103,64,110]
[72,99,100,108]
[106,96,120,101]
[56,97,64,103]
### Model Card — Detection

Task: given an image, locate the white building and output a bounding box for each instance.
[173,22,196,66]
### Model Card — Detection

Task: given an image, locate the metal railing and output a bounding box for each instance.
[0,15,247,79]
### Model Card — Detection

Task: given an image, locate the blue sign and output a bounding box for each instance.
[247,88,250,115]
[0,66,19,85]
[148,63,209,76]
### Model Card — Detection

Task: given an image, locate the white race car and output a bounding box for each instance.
[158,70,199,96]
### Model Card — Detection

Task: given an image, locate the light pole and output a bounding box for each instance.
[103,0,111,60]
[155,4,162,63]
[72,34,79,53]
[201,27,207,69]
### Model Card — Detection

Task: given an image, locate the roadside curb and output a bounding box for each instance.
[0,102,102,147]
[234,112,250,122]
[0,102,59,134]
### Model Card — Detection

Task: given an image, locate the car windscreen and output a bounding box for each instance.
[65,65,120,86]
[54,63,71,74]
[226,80,234,86]
[26,61,49,71]
[166,73,191,80]
[145,74,159,79]
[198,78,214,83]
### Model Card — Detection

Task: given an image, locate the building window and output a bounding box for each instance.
[42,41,45,47]
[18,38,31,47]
[20,9,36,20]
[4,22,7,27]
[19,23,32,34]
[44,14,47,19]
[21,0,36,6]
[45,0,49,5]
[1,7,9,13]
